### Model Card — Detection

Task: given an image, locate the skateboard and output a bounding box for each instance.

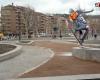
[71,29,83,46]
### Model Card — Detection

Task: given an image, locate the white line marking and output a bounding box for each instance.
[17,48,55,77]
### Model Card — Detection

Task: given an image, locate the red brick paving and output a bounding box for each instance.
[19,41,100,78]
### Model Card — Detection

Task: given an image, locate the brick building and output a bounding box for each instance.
[48,15,66,37]
[0,4,67,37]
[1,4,26,35]
[85,15,100,34]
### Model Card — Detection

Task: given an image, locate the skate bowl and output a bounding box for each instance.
[0,43,22,61]
[72,47,100,62]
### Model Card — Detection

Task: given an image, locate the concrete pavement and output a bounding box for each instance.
[0,45,54,80]
[8,74,100,80]
[0,39,100,80]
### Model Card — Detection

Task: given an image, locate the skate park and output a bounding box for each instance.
[0,0,100,80]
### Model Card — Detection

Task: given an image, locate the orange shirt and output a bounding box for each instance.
[69,11,78,20]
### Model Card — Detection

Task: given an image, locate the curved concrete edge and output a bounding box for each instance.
[16,40,34,45]
[8,74,100,80]
[72,47,100,62]
[27,40,34,44]
[17,48,55,77]
[0,43,22,61]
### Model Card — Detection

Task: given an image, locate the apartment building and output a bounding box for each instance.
[45,15,52,36]
[0,17,1,31]
[1,4,67,37]
[1,4,27,35]
[85,15,100,33]
[1,4,16,34]
[48,15,66,37]
[33,12,51,36]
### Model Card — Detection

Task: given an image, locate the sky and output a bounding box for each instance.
[0,0,100,15]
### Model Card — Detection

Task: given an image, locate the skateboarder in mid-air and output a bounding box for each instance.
[68,9,94,45]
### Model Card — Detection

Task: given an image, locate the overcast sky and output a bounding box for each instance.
[0,0,100,15]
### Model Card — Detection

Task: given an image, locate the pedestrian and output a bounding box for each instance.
[94,33,97,39]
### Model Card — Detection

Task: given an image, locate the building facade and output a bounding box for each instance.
[0,4,67,37]
[1,4,16,34]
[1,4,27,35]
[85,15,100,34]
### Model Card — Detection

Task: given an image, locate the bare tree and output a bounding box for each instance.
[23,6,35,39]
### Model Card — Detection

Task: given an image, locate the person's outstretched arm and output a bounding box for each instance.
[77,9,94,14]
[82,9,94,13]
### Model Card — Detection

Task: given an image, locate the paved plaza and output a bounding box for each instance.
[0,38,100,80]
[0,42,54,80]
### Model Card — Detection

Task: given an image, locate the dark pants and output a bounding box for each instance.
[75,27,89,45]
